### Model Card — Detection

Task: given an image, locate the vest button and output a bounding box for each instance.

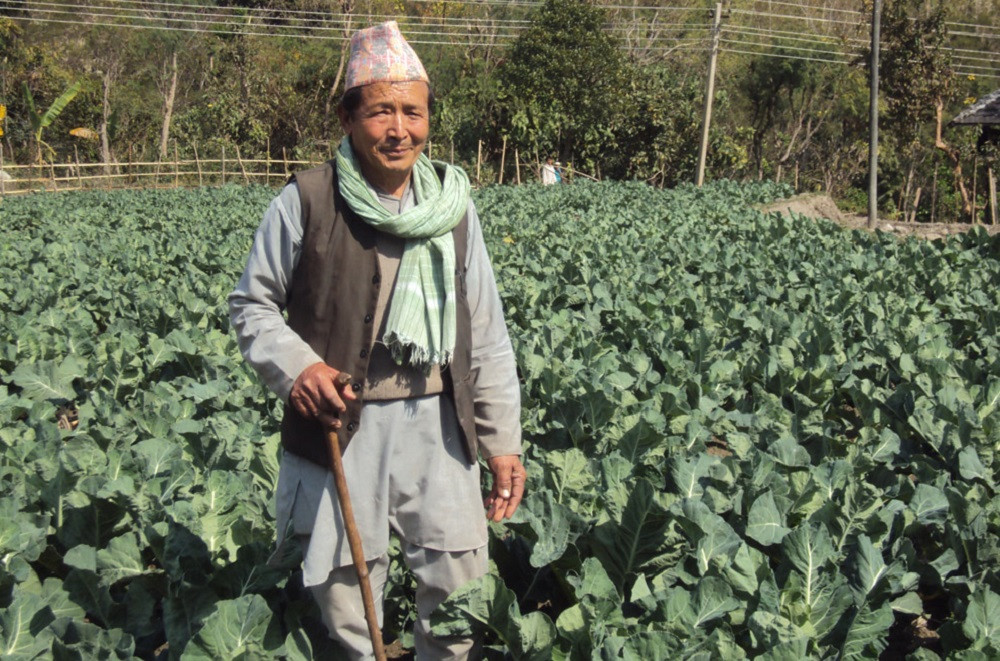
[347,422,357,432]
[360,348,368,358]
[364,314,373,323]
[351,382,361,392]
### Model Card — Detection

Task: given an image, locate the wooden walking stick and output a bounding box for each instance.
[326,372,387,661]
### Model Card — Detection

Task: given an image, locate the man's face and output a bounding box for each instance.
[339,81,430,193]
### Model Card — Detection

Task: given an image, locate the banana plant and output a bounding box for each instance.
[23,80,81,163]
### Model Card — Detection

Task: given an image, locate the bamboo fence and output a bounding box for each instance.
[0,144,596,198]
[0,149,319,196]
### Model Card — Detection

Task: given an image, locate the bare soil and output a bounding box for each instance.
[758,193,1000,240]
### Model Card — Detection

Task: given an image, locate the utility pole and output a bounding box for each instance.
[696,3,723,187]
[868,0,882,229]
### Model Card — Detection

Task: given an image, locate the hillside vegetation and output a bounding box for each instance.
[1,0,998,219]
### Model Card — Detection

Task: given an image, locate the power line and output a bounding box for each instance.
[7,0,531,31]
[8,7,523,39]
[5,0,996,74]
[751,0,863,17]
[724,27,998,72]
[943,19,1000,31]
[955,70,1000,80]
[4,1,712,41]
[729,22,866,46]
[724,26,861,50]
[95,0,537,26]
[748,0,1000,32]
[948,61,1000,73]
[5,14,524,45]
[949,45,1000,59]
[735,4,1000,39]
[5,10,707,51]
[730,8,860,27]
[720,46,848,65]
[948,29,1000,40]
[721,36,848,59]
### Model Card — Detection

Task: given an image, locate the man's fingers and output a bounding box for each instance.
[496,479,512,500]
[291,389,318,420]
[290,362,358,423]
[315,375,347,414]
[317,411,342,431]
[505,483,524,519]
[485,455,527,522]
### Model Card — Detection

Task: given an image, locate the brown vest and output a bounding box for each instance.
[280,161,478,467]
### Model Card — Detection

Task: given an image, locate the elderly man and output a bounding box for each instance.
[229,21,525,659]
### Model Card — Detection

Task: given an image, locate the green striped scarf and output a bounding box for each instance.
[335,137,471,371]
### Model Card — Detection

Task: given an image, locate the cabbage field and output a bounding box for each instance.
[2,180,1000,659]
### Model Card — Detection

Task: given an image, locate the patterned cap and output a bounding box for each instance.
[345,21,429,91]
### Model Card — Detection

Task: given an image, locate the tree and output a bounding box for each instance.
[875,0,953,217]
[23,81,81,164]
[606,65,703,186]
[497,0,628,175]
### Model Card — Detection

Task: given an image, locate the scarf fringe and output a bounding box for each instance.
[384,331,454,374]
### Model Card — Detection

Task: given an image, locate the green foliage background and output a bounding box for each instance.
[1,0,997,220]
[3,179,1000,657]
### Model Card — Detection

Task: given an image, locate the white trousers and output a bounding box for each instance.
[275,396,489,588]
[303,535,487,660]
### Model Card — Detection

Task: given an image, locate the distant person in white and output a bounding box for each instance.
[541,156,558,185]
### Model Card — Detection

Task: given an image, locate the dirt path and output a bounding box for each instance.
[758,193,1000,240]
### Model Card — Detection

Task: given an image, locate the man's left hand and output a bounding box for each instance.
[485,455,526,522]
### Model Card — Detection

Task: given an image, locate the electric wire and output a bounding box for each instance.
[728,23,867,46]
[3,1,712,39]
[720,46,849,65]
[6,0,532,31]
[4,0,997,74]
[721,36,848,58]
[730,8,861,26]
[7,9,524,40]
[956,70,1000,80]
[751,0,863,17]
[722,26,859,51]
[10,4,523,39]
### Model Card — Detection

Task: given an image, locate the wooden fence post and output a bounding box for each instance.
[428,140,432,159]
[476,140,482,186]
[972,155,979,223]
[193,141,204,186]
[0,146,5,197]
[450,138,454,165]
[499,136,507,185]
[515,148,521,185]
[908,187,922,223]
[74,146,82,189]
[235,144,249,184]
[174,140,180,188]
[222,144,227,185]
[283,147,289,176]
[990,166,998,226]
[267,137,272,183]
[930,156,939,223]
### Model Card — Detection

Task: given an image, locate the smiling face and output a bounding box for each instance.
[338,80,430,197]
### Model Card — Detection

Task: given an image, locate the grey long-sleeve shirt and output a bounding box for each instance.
[228,181,522,458]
